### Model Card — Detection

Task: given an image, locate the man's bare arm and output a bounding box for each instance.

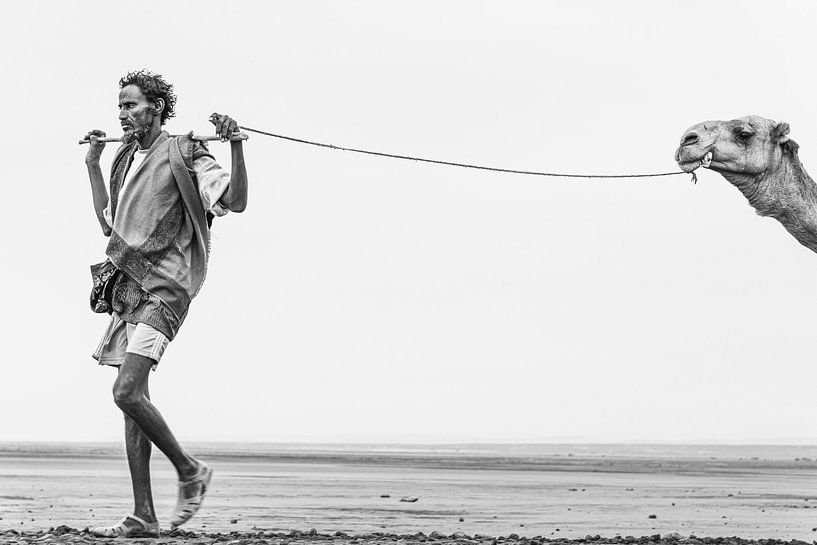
[221,140,248,212]
[210,113,248,213]
[85,130,112,236]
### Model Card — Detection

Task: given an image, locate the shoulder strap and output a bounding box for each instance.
[169,135,210,265]
[178,134,215,228]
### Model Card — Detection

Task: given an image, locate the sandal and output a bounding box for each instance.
[90,514,160,538]
[169,461,213,529]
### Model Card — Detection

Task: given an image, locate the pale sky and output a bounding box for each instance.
[3,1,817,444]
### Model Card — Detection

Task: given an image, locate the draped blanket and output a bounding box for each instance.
[105,131,213,337]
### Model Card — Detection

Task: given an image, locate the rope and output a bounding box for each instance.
[239,125,691,181]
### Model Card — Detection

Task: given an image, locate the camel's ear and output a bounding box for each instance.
[773,122,799,155]
[773,122,791,144]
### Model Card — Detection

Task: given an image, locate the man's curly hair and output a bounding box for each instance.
[119,70,177,125]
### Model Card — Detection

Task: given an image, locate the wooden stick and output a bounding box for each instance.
[78,132,249,145]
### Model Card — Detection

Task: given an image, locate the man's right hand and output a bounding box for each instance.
[85,129,107,163]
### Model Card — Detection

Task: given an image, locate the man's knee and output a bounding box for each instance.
[113,381,144,411]
[113,354,154,410]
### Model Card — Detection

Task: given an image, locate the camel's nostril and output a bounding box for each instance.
[682,132,699,146]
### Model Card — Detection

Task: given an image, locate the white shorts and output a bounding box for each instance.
[92,313,169,370]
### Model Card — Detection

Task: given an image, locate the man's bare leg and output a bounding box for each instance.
[124,378,156,526]
[113,354,206,509]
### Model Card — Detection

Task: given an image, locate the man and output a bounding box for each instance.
[83,70,248,537]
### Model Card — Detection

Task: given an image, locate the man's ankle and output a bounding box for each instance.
[128,512,157,525]
[177,458,200,481]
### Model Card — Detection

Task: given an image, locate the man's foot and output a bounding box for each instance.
[169,461,213,529]
[89,514,160,538]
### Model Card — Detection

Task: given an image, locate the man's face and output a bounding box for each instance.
[118,84,157,144]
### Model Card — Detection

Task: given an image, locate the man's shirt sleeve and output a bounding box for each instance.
[193,155,232,217]
[103,205,113,229]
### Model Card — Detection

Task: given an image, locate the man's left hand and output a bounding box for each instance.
[210,113,239,142]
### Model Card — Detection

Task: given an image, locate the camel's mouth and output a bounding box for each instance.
[676,148,714,173]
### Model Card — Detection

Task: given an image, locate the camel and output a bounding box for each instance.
[675,115,817,254]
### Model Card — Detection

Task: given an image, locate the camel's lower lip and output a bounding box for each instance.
[678,161,700,173]
[676,149,714,172]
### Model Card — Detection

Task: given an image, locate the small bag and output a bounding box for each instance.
[90,259,120,314]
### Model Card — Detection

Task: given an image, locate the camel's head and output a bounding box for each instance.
[675,115,798,185]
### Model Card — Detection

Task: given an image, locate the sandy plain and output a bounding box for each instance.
[2,443,817,543]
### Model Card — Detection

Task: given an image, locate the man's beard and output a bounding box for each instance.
[123,111,155,144]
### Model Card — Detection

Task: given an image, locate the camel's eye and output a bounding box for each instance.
[734,128,754,143]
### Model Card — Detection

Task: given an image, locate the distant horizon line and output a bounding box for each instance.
[6,438,817,446]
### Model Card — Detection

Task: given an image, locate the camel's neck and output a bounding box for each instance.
[724,153,817,254]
